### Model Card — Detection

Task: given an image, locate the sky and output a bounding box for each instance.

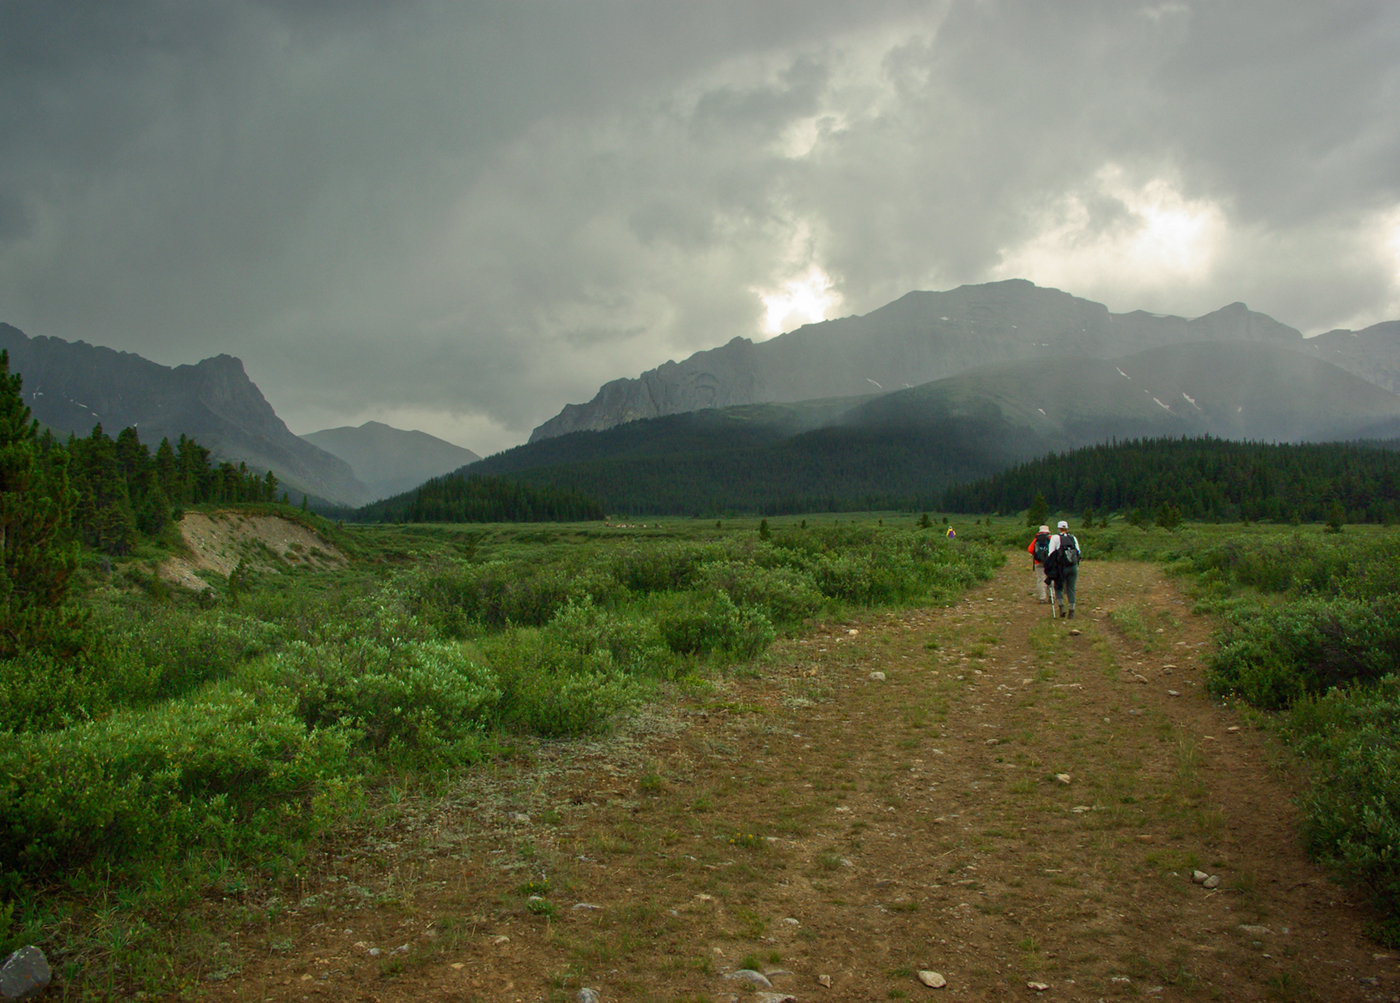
[2,1,1399,455]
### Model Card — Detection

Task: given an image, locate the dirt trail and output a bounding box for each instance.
[211,556,1398,1003]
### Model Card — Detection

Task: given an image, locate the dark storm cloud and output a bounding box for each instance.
[1,1,1397,453]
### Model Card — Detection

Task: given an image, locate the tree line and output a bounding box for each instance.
[3,349,282,574]
[942,436,1400,524]
[352,471,605,523]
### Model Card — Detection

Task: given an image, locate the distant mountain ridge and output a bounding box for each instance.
[301,421,480,501]
[475,341,1400,515]
[0,323,371,506]
[529,279,1308,441]
[1302,320,1400,394]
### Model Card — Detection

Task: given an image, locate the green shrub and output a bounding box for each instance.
[416,559,622,629]
[1206,596,1400,708]
[244,637,499,760]
[1289,677,1400,938]
[607,542,721,593]
[697,560,826,628]
[0,684,356,875]
[544,595,676,677]
[657,590,775,659]
[484,630,638,736]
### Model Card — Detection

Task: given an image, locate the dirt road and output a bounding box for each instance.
[214,556,1398,1002]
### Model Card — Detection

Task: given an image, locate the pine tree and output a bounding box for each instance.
[1027,491,1048,529]
[0,351,81,657]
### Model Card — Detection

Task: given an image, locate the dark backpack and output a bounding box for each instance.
[1059,533,1080,568]
[1033,532,1050,562]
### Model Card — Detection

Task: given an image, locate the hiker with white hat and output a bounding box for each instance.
[1042,520,1081,619]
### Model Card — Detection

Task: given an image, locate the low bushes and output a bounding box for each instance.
[1288,678,1400,944]
[0,520,1003,935]
[0,684,355,876]
[1206,596,1400,708]
[1161,525,1400,943]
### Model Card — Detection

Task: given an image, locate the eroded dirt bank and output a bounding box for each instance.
[208,557,1397,1003]
[160,511,344,589]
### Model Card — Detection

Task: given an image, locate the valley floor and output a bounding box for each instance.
[210,557,1396,1003]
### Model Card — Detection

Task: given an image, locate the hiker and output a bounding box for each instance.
[1027,524,1051,603]
[945,526,956,538]
[1043,519,1081,619]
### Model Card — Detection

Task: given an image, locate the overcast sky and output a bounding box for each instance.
[3,1,1398,454]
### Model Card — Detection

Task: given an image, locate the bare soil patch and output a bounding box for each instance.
[159,511,345,589]
[206,556,1398,1002]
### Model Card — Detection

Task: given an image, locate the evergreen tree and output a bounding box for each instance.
[1027,491,1048,529]
[1326,499,1345,533]
[70,425,138,555]
[0,351,80,657]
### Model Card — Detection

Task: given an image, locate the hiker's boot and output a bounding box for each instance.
[1067,608,1075,619]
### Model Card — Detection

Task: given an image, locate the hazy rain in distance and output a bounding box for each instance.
[1,0,1398,455]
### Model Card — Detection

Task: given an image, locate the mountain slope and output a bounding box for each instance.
[301,421,481,501]
[0,323,371,506]
[1302,320,1400,393]
[529,279,1305,441]
[472,342,1400,515]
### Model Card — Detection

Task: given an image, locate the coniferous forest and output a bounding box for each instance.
[351,471,605,523]
[942,436,1400,524]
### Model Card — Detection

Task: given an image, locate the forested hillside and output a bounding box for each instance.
[352,472,605,523]
[943,436,1400,523]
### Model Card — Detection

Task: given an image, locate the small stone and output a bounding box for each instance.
[817,974,834,988]
[1167,689,1181,696]
[576,989,601,1003]
[869,671,887,682]
[1132,672,1148,683]
[1135,834,1154,843]
[917,970,948,988]
[0,947,52,1002]
[450,963,464,970]
[725,970,773,988]
[1203,875,1222,888]
[1069,628,1081,636]
[1227,726,1240,732]
[1238,924,1271,936]
[1054,773,1071,784]
[1192,870,1209,883]
[755,994,797,1003]
[848,629,859,636]
[572,902,602,911]
[491,934,510,945]
[782,917,800,926]
[1027,982,1050,992]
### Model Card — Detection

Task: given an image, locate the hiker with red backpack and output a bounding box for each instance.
[1042,520,1081,619]
[1027,524,1051,603]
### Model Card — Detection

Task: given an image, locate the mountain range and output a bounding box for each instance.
[7,278,1400,517]
[0,324,476,507]
[466,340,1400,515]
[0,323,371,506]
[528,279,1309,441]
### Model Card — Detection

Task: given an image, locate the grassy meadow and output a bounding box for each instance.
[4,507,1400,997]
[0,511,1003,997]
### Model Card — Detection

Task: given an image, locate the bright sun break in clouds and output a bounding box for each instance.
[757,267,842,337]
[995,165,1227,306]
